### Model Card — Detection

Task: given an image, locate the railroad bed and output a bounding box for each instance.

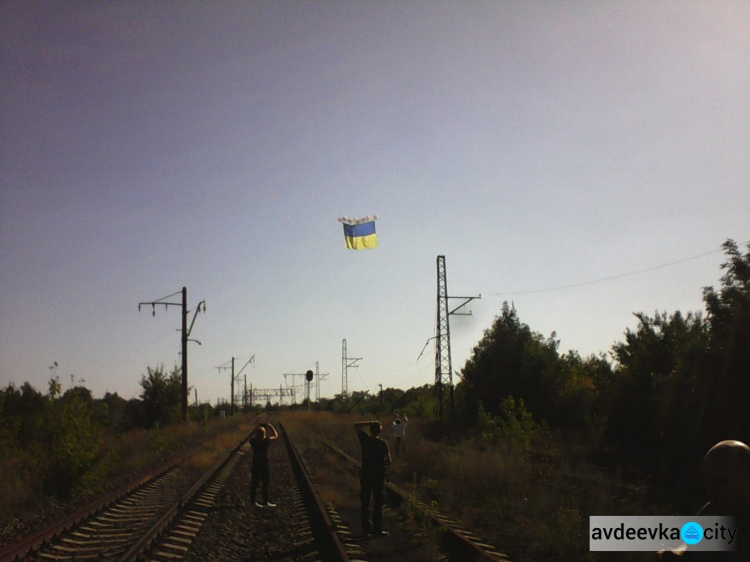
[1,419,511,561]
[0,421,349,562]
[179,423,350,562]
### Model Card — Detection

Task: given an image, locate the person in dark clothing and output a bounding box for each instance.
[659,440,750,560]
[249,422,278,508]
[354,420,392,537]
[699,440,750,560]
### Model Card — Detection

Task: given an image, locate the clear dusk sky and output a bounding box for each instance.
[2,1,748,405]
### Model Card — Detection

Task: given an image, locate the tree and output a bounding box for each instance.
[602,309,708,485]
[700,239,750,444]
[597,239,749,506]
[139,365,182,428]
[42,387,103,498]
[457,302,566,427]
[0,382,48,447]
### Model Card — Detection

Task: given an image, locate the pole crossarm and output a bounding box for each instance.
[341,339,362,397]
[448,295,481,316]
[139,287,205,422]
[215,355,254,415]
[217,355,255,378]
[138,290,183,316]
[186,301,207,337]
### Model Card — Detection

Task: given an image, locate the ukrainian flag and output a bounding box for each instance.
[343,220,378,250]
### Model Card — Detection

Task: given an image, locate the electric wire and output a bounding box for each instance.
[485,246,730,297]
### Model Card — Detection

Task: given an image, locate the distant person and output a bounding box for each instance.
[354,419,392,537]
[249,422,278,508]
[391,413,408,456]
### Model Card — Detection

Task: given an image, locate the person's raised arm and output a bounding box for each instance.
[354,420,370,432]
[264,422,279,440]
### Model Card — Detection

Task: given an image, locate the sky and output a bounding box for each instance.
[1,1,748,406]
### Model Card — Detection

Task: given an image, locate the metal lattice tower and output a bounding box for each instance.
[435,256,453,422]
[434,256,481,424]
[342,339,361,397]
[315,361,329,402]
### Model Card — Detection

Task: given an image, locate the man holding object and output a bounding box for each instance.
[354,420,392,537]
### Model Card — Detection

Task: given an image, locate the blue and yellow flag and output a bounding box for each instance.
[338,216,378,250]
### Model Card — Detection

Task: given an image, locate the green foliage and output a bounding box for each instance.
[498,396,538,449]
[475,397,538,449]
[139,365,182,428]
[41,387,104,499]
[189,403,215,426]
[404,386,437,422]
[603,310,709,481]
[0,382,47,447]
[700,239,750,442]
[457,302,608,431]
[452,239,749,511]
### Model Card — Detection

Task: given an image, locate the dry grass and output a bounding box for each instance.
[281,411,661,562]
[0,413,259,527]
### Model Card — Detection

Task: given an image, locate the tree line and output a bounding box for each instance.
[0,365,219,501]
[1,239,746,511]
[454,239,749,510]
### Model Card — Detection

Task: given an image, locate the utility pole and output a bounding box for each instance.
[139,287,206,422]
[314,361,329,402]
[216,355,254,415]
[434,256,480,425]
[342,339,361,397]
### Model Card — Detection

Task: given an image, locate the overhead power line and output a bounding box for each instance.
[486,246,730,297]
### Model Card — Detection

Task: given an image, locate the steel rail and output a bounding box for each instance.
[0,419,259,562]
[117,433,250,562]
[280,423,351,562]
[323,438,511,561]
[0,465,179,562]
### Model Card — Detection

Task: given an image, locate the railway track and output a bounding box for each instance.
[1,416,506,561]
[0,434,248,562]
[0,419,354,562]
[139,421,351,562]
[320,437,512,561]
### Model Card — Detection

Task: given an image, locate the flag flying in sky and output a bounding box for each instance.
[338,216,378,250]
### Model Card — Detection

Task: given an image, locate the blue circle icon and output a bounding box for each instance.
[681,522,703,545]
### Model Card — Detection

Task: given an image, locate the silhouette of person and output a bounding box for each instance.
[701,440,750,516]
[354,420,392,536]
[249,422,278,508]
[699,440,750,559]
[662,440,750,560]
[391,412,408,456]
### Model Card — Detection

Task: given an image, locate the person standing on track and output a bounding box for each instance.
[249,422,278,508]
[391,412,408,457]
[354,419,392,537]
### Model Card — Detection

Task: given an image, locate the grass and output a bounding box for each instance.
[0,413,257,532]
[281,410,666,562]
[1,409,671,561]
